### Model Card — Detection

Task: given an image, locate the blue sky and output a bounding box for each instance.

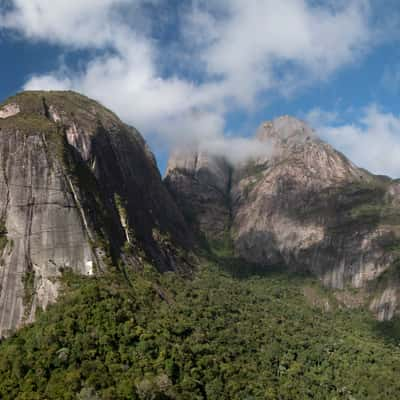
[1,0,400,177]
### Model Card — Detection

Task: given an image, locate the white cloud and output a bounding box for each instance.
[1,0,377,165]
[185,0,371,105]
[0,0,134,48]
[306,108,340,127]
[307,105,400,178]
[26,75,72,91]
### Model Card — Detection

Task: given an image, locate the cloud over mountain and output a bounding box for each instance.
[307,105,400,178]
[0,0,381,164]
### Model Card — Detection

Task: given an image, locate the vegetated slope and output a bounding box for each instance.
[0,96,399,400]
[165,116,400,320]
[0,91,192,336]
[0,259,399,400]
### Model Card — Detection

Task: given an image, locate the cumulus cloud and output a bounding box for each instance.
[0,0,134,47]
[307,105,400,178]
[186,0,371,104]
[1,0,376,164]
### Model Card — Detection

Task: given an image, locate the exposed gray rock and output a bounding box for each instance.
[0,128,94,336]
[165,150,231,242]
[370,286,398,321]
[165,115,400,320]
[231,117,393,288]
[0,91,192,336]
[0,103,20,119]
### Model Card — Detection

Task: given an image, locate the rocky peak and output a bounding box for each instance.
[165,115,400,320]
[0,91,192,336]
[256,115,315,145]
[249,116,367,187]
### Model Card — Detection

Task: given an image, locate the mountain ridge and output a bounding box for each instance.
[0,91,193,336]
[1,90,399,330]
[0,91,400,399]
[165,115,400,320]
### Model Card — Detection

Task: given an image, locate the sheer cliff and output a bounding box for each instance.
[165,116,400,320]
[0,91,192,336]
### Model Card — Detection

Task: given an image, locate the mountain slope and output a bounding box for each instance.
[0,91,192,336]
[0,95,400,400]
[165,116,400,320]
[0,263,400,400]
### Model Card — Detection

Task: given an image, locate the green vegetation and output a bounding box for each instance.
[0,219,8,255]
[2,91,400,399]
[0,91,123,153]
[21,269,36,313]
[1,260,400,399]
[240,161,267,200]
[242,178,259,200]
[62,140,122,265]
[294,178,400,236]
[240,160,268,181]
[206,229,235,259]
[114,194,128,224]
[0,91,118,123]
[346,179,400,226]
[339,179,389,217]
[0,113,55,136]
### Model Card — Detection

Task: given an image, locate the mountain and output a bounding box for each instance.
[0,91,192,336]
[165,116,400,320]
[1,94,400,399]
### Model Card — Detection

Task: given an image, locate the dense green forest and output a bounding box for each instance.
[1,258,400,399]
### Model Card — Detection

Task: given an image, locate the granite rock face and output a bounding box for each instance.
[165,116,400,320]
[0,91,192,336]
[165,151,231,242]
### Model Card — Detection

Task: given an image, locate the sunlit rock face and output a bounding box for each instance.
[0,103,20,119]
[166,115,400,320]
[0,91,192,336]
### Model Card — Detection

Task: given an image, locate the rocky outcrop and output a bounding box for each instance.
[165,116,400,320]
[0,103,20,119]
[165,151,231,242]
[231,117,396,288]
[370,286,399,321]
[0,91,192,336]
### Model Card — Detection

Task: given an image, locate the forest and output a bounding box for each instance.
[0,257,399,400]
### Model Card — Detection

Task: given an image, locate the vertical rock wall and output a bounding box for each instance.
[0,129,93,336]
[165,116,400,320]
[0,91,193,335]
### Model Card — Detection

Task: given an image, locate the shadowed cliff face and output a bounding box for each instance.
[0,91,192,336]
[164,151,231,243]
[165,116,400,320]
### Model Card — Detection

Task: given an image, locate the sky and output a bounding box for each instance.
[1,0,400,177]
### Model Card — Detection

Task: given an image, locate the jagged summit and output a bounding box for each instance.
[165,116,400,321]
[256,115,316,144]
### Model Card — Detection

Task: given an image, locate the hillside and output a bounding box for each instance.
[0,93,400,399]
[165,116,400,320]
[0,260,399,399]
[0,91,192,336]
